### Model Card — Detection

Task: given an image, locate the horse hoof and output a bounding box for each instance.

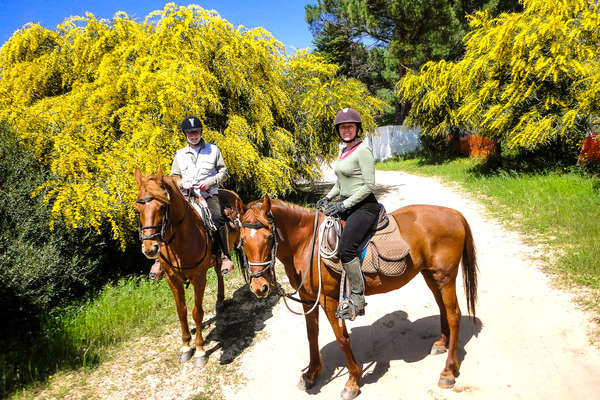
[430,345,447,355]
[179,348,195,363]
[341,387,360,400]
[438,376,455,389]
[193,355,208,368]
[297,376,315,391]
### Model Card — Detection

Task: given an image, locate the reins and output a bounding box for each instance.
[279,210,322,314]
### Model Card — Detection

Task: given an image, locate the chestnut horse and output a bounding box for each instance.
[240,196,478,399]
[134,168,243,367]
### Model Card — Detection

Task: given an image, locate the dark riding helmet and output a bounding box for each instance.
[180,116,203,134]
[334,108,362,134]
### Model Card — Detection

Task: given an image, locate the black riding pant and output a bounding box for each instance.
[339,193,379,263]
[206,195,225,228]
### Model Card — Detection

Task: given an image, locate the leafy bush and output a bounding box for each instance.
[0,122,146,336]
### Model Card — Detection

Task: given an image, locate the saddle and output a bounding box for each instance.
[320,204,410,276]
[183,188,241,234]
[183,191,217,232]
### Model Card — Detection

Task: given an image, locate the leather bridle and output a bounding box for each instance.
[136,195,171,242]
[240,215,278,279]
[136,193,209,270]
[240,209,323,313]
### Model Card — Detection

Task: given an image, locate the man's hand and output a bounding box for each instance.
[195,182,210,191]
[181,181,193,190]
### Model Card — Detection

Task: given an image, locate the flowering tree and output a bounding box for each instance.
[0,3,385,245]
[398,0,600,149]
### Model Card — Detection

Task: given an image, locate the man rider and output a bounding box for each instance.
[150,116,234,277]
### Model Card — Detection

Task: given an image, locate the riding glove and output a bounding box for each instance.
[316,197,329,209]
[324,201,345,216]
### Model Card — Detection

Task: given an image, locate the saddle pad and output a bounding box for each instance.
[322,216,410,276]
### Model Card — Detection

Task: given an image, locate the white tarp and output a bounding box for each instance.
[365,125,422,161]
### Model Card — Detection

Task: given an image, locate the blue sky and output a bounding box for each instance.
[0,1,315,52]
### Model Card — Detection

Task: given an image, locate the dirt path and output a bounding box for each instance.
[222,170,600,400]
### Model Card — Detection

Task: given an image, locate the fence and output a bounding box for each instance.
[365,125,421,161]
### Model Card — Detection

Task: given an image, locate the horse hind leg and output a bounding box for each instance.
[438,280,461,388]
[214,260,225,313]
[421,270,450,355]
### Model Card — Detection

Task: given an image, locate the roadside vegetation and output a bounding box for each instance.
[3,262,247,400]
[377,153,600,317]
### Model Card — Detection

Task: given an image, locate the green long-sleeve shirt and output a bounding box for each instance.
[325,141,375,209]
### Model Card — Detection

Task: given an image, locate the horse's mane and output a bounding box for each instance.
[141,174,180,205]
[244,198,314,225]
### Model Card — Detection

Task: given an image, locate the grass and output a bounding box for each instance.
[1,265,230,399]
[378,155,600,314]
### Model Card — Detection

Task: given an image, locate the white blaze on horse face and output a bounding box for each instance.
[249,228,257,238]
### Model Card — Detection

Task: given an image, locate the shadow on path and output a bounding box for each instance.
[199,284,279,365]
[307,310,482,394]
[373,182,406,200]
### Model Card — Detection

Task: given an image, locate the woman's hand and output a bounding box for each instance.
[324,202,345,216]
[316,197,329,209]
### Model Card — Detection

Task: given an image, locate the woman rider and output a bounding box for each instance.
[316,107,379,320]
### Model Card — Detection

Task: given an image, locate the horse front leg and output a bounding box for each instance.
[191,273,209,368]
[166,276,194,363]
[298,297,322,391]
[438,280,461,388]
[322,296,361,400]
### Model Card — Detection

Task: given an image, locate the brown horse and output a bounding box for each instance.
[240,196,478,399]
[134,168,243,367]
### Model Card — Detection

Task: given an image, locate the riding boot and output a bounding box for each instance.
[336,257,366,320]
[216,225,234,275]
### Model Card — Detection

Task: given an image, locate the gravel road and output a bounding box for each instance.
[223,169,600,400]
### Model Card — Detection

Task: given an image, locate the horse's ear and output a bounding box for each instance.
[156,166,164,181]
[134,168,143,186]
[235,198,246,214]
[261,195,271,213]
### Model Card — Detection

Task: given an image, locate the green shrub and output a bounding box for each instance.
[0,122,146,334]
[0,122,151,394]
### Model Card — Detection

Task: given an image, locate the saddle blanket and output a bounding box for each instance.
[321,215,410,276]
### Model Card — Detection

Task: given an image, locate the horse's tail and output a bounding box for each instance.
[461,215,478,322]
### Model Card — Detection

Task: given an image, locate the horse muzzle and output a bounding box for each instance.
[141,241,160,259]
[250,278,271,298]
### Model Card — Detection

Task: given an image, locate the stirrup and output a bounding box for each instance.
[335,298,364,321]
